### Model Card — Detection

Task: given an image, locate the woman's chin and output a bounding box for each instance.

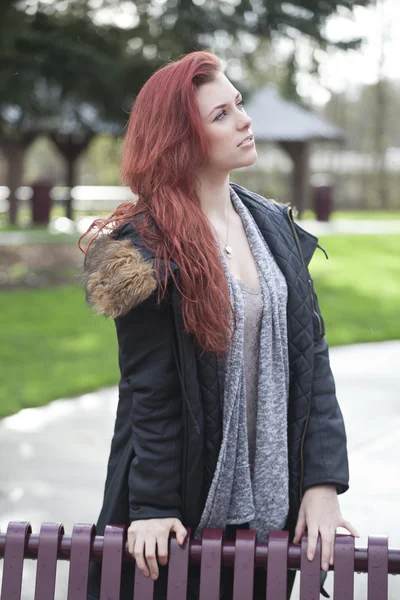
[237,151,258,169]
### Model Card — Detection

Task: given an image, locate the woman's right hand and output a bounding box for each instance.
[128,517,188,580]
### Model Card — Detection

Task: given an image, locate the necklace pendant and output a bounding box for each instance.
[225,245,233,259]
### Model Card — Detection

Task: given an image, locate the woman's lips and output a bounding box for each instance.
[238,136,255,147]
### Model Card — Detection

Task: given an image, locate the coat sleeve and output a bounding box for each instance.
[114,292,183,522]
[302,280,350,496]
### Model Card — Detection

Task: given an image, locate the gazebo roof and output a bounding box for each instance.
[246,85,344,143]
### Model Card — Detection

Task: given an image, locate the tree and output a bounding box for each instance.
[86,0,371,49]
[0,2,132,222]
[0,0,375,223]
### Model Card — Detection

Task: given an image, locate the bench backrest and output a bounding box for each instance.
[0,522,398,599]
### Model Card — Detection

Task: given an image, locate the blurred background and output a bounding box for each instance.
[0,0,399,597]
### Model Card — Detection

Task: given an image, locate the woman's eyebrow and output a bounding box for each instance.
[208,92,242,117]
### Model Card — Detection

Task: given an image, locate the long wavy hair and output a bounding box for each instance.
[80,50,235,355]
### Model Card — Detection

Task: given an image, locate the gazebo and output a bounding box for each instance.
[245,85,344,215]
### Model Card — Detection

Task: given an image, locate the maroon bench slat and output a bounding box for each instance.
[1,521,31,600]
[299,534,321,599]
[1,523,397,600]
[232,529,256,600]
[99,525,125,600]
[368,535,388,600]
[133,561,154,600]
[199,528,224,600]
[266,530,289,600]
[166,527,192,600]
[67,524,96,600]
[34,523,64,600]
[333,534,354,599]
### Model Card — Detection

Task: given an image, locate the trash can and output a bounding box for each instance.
[311,174,334,222]
[30,179,53,225]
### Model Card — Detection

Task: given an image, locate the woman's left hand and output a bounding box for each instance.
[293,484,359,571]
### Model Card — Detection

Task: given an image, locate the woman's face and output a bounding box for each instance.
[196,72,257,174]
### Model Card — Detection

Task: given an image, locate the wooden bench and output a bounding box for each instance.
[0,522,399,599]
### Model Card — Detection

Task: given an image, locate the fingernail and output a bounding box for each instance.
[322,561,329,571]
[307,554,313,561]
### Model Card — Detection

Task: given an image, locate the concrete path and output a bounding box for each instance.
[300,219,400,237]
[0,218,400,246]
[1,341,399,598]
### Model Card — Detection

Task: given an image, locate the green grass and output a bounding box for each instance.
[0,286,118,418]
[0,234,399,418]
[310,234,400,346]
[0,228,80,244]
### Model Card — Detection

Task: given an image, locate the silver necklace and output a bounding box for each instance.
[224,197,233,259]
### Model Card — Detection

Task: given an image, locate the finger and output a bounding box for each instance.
[307,528,319,562]
[320,529,332,571]
[127,529,136,556]
[144,535,159,580]
[340,519,360,538]
[293,512,306,544]
[134,536,150,578]
[171,520,187,545]
[330,531,335,566]
[157,534,169,567]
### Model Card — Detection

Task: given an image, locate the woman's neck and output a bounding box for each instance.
[195,174,232,224]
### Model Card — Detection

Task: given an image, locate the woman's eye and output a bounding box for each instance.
[215,101,245,121]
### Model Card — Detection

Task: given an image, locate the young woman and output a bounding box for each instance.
[82,50,358,600]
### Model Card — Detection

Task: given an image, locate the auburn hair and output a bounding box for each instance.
[79,50,235,355]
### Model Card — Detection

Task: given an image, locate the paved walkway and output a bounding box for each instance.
[0,219,400,246]
[1,340,399,598]
[300,219,400,236]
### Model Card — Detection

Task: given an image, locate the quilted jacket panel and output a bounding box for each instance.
[193,183,349,526]
[87,182,349,543]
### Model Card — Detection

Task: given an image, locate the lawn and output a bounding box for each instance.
[0,233,399,418]
[0,228,80,244]
[309,234,400,346]
[0,286,118,418]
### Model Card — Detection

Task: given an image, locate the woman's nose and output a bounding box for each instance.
[239,112,252,129]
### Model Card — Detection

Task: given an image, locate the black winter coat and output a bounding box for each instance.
[83,183,349,598]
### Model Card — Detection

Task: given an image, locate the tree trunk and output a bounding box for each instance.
[5,146,24,226]
[49,132,95,220]
[279,141,310,218]
[0,134,37,226]
[65,158,77,220]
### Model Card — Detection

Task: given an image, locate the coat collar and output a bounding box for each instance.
[83,183,319,317]
[230,182,319,267]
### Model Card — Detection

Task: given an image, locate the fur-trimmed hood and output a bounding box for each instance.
[82,182,321,320]
[83,233,158,318]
